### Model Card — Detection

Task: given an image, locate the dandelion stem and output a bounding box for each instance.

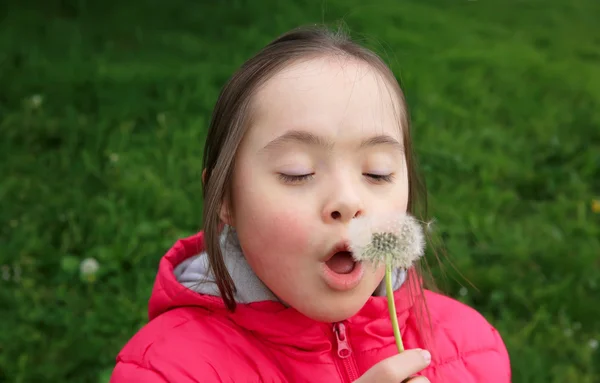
[386,264,404,353]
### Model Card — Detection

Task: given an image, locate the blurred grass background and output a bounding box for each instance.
[1,0,599,382]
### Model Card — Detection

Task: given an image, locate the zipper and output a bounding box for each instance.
[333,322,360,382]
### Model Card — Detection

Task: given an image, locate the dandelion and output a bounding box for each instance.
[80,258,100,283]
[349,212,425,269]
[349,212,426,353]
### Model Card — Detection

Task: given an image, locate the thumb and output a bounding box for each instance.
[355,349,431,383]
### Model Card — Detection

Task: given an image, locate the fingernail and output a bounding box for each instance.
[421,350,431,363]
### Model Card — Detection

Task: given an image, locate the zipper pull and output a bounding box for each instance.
[333,322,352,358]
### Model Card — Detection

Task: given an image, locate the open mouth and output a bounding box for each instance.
[321,242,364,291]
[325,251,356,274]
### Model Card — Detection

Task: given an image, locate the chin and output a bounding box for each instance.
[294,293,371,323]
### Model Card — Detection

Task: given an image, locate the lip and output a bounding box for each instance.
[321,260,364,291]
[323,240,351,262]
[320,240,364,291]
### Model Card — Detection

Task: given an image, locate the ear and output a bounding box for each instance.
[219,199,234,226]
[204,168,233,226]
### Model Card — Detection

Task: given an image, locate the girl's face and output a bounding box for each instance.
[223,56,409,322]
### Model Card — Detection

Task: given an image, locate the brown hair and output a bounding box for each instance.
[202,25,432,318]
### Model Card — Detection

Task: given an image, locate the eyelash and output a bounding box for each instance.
[277,173,394,184]
[278,173,315,183]
[365,173,395,183]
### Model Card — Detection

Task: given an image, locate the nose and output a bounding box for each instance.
[321,184,364,224]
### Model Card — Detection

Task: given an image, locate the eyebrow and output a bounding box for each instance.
[260,130,404,153]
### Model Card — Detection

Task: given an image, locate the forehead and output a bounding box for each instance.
[248,56,403,143]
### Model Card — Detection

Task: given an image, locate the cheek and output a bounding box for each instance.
[238,210,313,280]
[232,174,312,257]
[395,191,409,212]
[262,214,310,252]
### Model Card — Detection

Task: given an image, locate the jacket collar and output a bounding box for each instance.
[148,231,423,357]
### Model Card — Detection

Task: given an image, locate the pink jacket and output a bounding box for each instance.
[111,232,511,382]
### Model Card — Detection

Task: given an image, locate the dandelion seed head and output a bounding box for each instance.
[348,212,426,269]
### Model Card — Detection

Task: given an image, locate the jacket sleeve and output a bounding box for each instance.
[425,326,511,383]
[110,362,167,383]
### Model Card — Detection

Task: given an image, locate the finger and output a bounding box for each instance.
[403,377,430,383]
[376,349,431,381]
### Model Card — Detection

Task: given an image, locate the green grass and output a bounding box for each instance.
[1,0,599,381]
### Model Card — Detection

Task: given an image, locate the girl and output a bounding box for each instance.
[110,26,511,382]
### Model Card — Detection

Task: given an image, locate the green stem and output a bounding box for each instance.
[386,264,404,353]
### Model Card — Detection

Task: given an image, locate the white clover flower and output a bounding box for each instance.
[109,153,119,163]
[459,287,468,297]
[80,258,99,282]
[348,212,426,270]
[589,339,598,350]
[29,94,43,109]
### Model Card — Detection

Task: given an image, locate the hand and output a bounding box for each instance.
[354,348,431,383]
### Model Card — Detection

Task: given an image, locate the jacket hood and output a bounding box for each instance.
[147,229,424,353]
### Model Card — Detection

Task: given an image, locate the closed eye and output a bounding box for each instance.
[364,173,394,183]
[278,173,314,184]
[278,173,394,184]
